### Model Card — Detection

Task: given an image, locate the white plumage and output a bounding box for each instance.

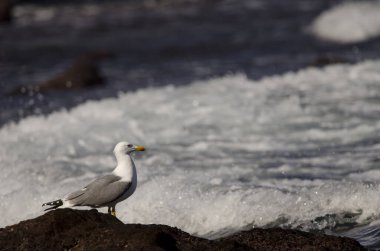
[42,141,145,217]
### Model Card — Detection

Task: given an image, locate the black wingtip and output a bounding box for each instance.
[42,199,63,210]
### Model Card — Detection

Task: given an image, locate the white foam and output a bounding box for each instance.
[311,1,380,43]
[2,60,380,237]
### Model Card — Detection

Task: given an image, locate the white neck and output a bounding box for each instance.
[112,153,136,182]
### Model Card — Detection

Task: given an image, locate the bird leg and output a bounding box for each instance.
[111,206,116,217]
[107,206,117,217]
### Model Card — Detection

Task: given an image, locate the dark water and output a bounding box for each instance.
[1,0,380,126]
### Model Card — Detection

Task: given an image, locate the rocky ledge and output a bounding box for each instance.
[0,209,367,251]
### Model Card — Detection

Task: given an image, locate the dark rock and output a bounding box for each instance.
[219,228,368,251]
[0,0,12,23]
[8,51,112,95]
[310,55,352,67]
[0,209,368,251]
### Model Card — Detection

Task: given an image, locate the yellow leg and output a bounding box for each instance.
[111,207,116,217]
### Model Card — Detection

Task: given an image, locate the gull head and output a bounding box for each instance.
[114,141,145,155]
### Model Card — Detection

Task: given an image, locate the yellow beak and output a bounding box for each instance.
[134,145,145,151]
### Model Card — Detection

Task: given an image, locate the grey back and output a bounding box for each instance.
[64,174,131,207]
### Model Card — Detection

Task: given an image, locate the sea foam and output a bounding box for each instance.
[311,1,380,43]
[1,60,380,237]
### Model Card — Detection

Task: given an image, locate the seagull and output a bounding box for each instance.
[42,141,145,217]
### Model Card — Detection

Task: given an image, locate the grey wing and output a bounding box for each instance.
[65,189,85,201]
[64,174,131,207]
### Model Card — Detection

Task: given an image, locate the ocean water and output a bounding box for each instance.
[1,60,380,248]
[2,0,380,249]
[3,0,380,126]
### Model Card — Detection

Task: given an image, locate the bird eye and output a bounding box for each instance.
[127,144,133,148]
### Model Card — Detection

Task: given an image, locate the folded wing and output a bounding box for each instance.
[64,174,131,207]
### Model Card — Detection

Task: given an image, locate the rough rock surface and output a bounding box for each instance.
[0,209,368,251]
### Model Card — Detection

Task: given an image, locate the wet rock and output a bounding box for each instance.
[0,0,12,23]
[0,209,368,251]
[8,51,112,95]
[310,55,352,67]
